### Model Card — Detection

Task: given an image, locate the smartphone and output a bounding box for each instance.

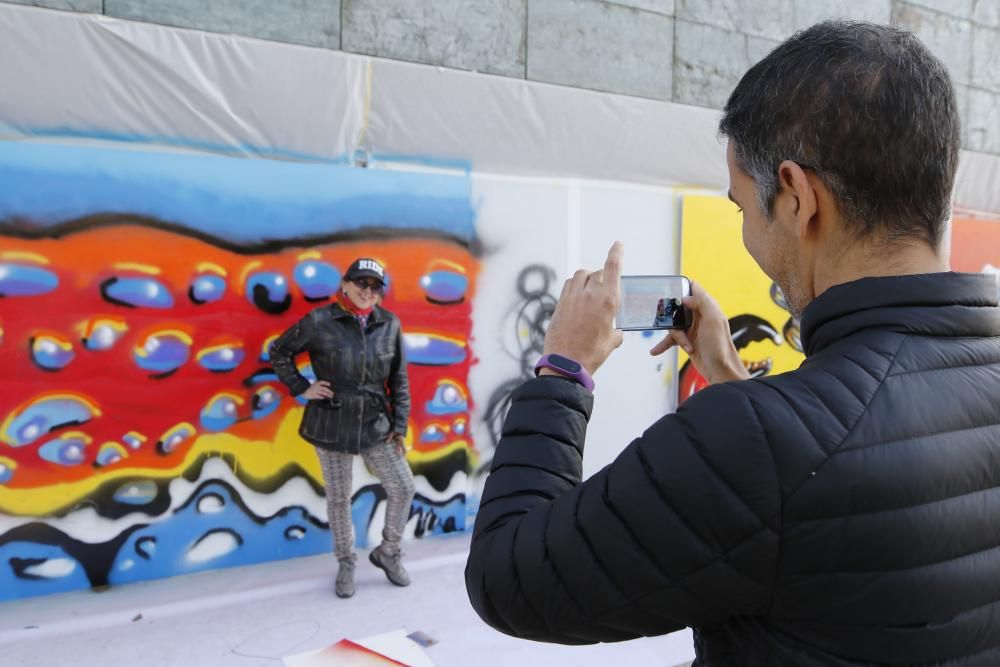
[616,275,692,330]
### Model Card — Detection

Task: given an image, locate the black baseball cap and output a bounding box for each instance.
[344,258,386,285]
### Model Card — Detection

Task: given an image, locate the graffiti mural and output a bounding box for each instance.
[480,265,558,460]
[951,215,1000,297]
[679,201,1000,403]
[678,194,805,403]
[0,141,479,599]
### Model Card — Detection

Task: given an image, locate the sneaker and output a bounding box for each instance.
[368,545,411,587]
[335,559,355,598]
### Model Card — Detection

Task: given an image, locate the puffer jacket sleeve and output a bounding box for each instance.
[269,315,314,397]
[465,375,781,645]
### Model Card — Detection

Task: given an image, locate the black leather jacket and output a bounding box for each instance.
[269,303,410,454]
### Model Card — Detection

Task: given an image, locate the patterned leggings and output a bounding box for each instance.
[315,440,416,563]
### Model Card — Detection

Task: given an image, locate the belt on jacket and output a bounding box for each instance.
[327,382,391,413]
[329,382,386,395]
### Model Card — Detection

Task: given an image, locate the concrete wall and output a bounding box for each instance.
[4,0,998,155]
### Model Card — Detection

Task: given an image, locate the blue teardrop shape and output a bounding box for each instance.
[403,334,467,366]
[200,395,240,431]
[420,425,447,444]
[38,436,89,466]
[82,320,127,351]
[252,386,282,420]
[420,270,468,304]
[4,396,98,447]
[246,272,291,314]
[102,277,174,309]
[189,274,227,305]
[293,261,340,301]
[31,336,75,370]
[133,333,190,374]
[197,346,245,373]
[114,480,158,505]
[426,380,468,415]
[0,263,59,297]
[95,443,128,467]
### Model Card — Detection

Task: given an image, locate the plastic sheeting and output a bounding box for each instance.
[0,5,368,161]
[1,3,996,214]
[366,58,728,188]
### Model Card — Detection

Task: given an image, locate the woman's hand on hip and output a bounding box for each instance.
[387,433,407,456]
[302,380,334,400]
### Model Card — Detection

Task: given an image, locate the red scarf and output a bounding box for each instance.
[337,289,374,317]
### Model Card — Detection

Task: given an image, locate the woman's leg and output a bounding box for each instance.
[315,447,356,563]
[362,440,416,557]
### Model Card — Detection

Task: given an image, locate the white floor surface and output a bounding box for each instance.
[0,532,696,667]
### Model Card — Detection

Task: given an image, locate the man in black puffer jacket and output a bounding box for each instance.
[466,21,1000,665]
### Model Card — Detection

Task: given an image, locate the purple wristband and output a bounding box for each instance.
[534,354,595,392]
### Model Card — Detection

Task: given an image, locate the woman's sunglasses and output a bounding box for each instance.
[353,279,384,293]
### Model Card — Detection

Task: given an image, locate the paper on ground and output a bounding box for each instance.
[284,629,435,667]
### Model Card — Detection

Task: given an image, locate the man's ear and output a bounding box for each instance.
[776,160,818,239]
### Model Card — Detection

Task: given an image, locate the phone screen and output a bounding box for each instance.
[616,275,692,330]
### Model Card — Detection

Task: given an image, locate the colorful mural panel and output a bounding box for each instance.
[951,215,1000,293]
[0,142,478,599]
[679,194,805,403]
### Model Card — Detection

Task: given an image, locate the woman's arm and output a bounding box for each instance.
[269,315,314,396]
[387,322,410,435]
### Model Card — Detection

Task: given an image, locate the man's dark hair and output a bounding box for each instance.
[719,21,960,247]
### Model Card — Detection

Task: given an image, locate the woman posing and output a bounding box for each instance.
[270,258,415,598]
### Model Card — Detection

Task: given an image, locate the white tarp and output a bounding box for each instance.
[2,3,996,214]
[0,5,368,161]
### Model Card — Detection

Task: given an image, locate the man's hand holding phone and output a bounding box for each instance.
[542,242,749,387]
[541,242,626,376]
[649,281,750,385]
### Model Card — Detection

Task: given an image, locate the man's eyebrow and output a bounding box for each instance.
[727,189,737,204]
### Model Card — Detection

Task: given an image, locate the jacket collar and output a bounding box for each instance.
[800,272,1000,356]
[330,302,386,324]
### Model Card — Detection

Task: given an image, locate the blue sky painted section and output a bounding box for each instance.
[0,142,476,245]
